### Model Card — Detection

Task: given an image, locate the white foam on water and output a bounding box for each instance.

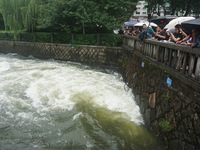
[86,141,93,148]
[0,54,143,125]
[0,61,10,72]
[73,112,83,121]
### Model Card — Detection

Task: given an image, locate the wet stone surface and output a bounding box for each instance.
[120,53,200,150]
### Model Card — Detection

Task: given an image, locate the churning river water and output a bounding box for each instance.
[0,53,163,150]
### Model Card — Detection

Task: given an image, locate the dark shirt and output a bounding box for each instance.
[156,30,168,40]
[173,32,183,40]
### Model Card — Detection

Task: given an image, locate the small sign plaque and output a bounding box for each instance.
[141,62,144,68]
[166,77,172,87]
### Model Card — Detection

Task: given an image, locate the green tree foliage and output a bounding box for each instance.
[183,0,200,16]
[145,0,166,16]
[0,0,27,30]
[0,0,199,32]
[39,0,136,33]
[0,0,42,31]
[0,0,136,33]
[145,0,200,16]
[25,0,41,32]
[191,0,200,17]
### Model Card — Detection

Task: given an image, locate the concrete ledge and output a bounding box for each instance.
[123,44,200,92]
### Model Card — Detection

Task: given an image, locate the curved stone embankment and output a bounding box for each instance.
[0,41,121,67]
[0,40,199,150]
[119,50,200,150]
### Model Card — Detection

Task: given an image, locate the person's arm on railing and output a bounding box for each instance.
[154,33,166,40]
[197,37,200,48]
[180,28,187,38]
[190,37,200,48]
[169,32,181,43]
[176,35,190,44]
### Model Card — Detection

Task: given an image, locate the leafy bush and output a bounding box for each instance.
[159,119,172,132]
[0,32,123,46]
[53,33,71,44]
[0,33,8,40]
[19,33,35,42]
[35,33,52,43]
[101,34,123,46]
[73,34,97,45]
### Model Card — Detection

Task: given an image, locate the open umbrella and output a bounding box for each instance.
[164,17,195,32]
[134,21,157,27]
[181,18,200,34]
[124,20,139,27]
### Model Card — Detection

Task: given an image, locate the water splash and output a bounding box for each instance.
[0,61,10,72]
[0,54,162,150]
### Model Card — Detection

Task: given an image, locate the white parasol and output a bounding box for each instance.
[164,17,195,31]
[134,21,157,27]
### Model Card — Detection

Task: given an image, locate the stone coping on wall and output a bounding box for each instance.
[123,44,200,93]
[0,40,122,68]
[123,35,200,93]
[124,35,200,55]
[1,40,122,50]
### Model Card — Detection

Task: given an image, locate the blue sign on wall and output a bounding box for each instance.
[141,62,144,68]
[166,77,172,87]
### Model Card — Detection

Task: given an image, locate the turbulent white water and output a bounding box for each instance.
[0,53,162,150]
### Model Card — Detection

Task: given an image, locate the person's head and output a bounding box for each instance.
[133,26,139,30]
[156,25,164,32]
[175,24,181,33]
[142,24,147,30]
[128,26,133,30]
[192,28,199,38]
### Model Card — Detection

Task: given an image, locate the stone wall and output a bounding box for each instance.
[119,49,200,150]
[0,40,199,150]
[0,41,122,67]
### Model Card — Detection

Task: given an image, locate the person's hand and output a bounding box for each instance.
[191,43,197,47]
[166,31,170,36]
[169,32,173,37]
[177,40,183,44]
[154,33,158,37]
[180,42,187,45]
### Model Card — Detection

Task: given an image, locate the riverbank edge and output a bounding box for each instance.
[0,40,199,150]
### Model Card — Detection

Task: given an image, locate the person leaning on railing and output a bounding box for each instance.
[178,28,200,48]
[132,26,141,36]
[167,24,187,43]
[138,24,155,41]
[154,25,169,41]
[142,24,155,38]
[126,26,134,36]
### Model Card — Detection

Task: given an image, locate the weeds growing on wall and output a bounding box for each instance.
[159,119,172,133]
[164,91,171,101]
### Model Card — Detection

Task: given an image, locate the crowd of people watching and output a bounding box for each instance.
[124,23,200,48]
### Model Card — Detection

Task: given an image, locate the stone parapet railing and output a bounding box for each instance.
[0,40,122,67]
[0,37,199,150]
[123,35,200,92]
[122,35,200,150]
